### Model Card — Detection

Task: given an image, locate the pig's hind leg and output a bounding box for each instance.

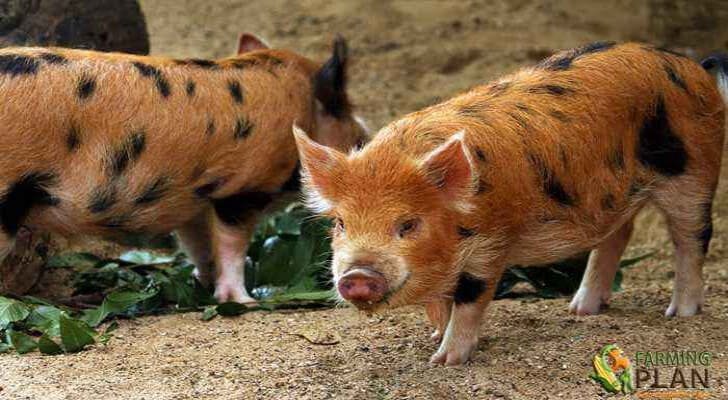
[652,177,715,317]
[176,212,215,287]
[209,206,260,305]
[569,220,634,315]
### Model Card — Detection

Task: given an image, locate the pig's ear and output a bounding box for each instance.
[314,35,350,119]
[293,125,345,213]
[237,33,270,54]
[420,131,476,212]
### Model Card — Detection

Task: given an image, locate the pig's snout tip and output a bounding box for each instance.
[337,268,388,306]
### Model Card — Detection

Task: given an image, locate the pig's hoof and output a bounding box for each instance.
[568,288,608,316]
[430,329,443,343]
[665,300,702,317]
[429,339,477,366]
[214,284,257,306]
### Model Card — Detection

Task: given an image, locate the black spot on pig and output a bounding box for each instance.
[0,54,39,76]
[528,84,573,96]
[459,102,489,117]
[132,62,171,98]
[458,226,476,238]
[608,144,625,171]
[488,81,510,96]
[106,131,146,177]
[550,110,571,122]
[39,53,67,65]
[206,118,216,136]
[527,152,575,206]
[176,58,218,69]
[213,190,272,225]
[601,193,616,211]
[477,180,493,194]
[186,80,196,97]
[233,117,254,139]
[453,273,487,305]
[0,172,59,235]
[67,125,80,151]
[474,148,487,162]
[646,46,689,60]
[77,75,96,100]
[98,214,131,229]
[698,202,713,255]
[664,63,687,90]
[228,80,244,103]
[636,96,687,176]
[194,178,224,198]
[89,187,117,214]
[135,176,170,205]
[539,41,616,70]
[229,54,284,70]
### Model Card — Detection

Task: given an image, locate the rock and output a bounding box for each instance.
[0,0,149,54]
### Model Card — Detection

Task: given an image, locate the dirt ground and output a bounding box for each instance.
[2,1,728,399]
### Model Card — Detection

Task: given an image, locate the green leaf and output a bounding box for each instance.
[201,306,218,321]
[0,296,31,326]
[37,335,63,355]
[97,321,119,345]
[82,290,158,327]
[216,302,249,316]
[25,306,62,337]
[6,330,37,354]
[0,342,10,354]
[46,252,101,270]
[119,250,175,265]
[612,270,624,293]
[59,314,95,353]
[271,290,334,303]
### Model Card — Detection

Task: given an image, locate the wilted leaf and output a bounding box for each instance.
[0,297,31,326]
[59,314,95,353]
[6,330,37,354]
[201,306,218,321]
[119,250,175,265]
[37,335,63,355]
[216,302,249,316]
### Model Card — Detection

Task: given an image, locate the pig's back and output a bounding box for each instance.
[381,42,725,262]
[0,47,310,235]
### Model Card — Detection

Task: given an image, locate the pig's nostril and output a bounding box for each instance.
[337,268,388,304]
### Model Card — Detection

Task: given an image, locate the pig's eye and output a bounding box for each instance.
[397,218,421,239]
[334,218,345,233]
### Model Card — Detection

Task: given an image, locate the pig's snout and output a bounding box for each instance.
[337,268,388,305]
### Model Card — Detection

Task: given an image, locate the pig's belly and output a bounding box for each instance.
[505,212,633,266]
[27,195,209,237]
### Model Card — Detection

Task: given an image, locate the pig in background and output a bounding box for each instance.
[0,33,367,304]
[295,42,727,365]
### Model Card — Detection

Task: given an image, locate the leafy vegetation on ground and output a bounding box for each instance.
[0,203,650,355]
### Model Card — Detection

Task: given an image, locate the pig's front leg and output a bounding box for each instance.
[210,211,259,305]
[425,299,452,342]
[430,271,500,366]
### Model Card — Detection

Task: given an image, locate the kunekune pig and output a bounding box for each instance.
[0,33,367,304]
[294,42,727,365]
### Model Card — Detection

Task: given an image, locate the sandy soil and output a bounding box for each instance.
[2,1,728,399]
